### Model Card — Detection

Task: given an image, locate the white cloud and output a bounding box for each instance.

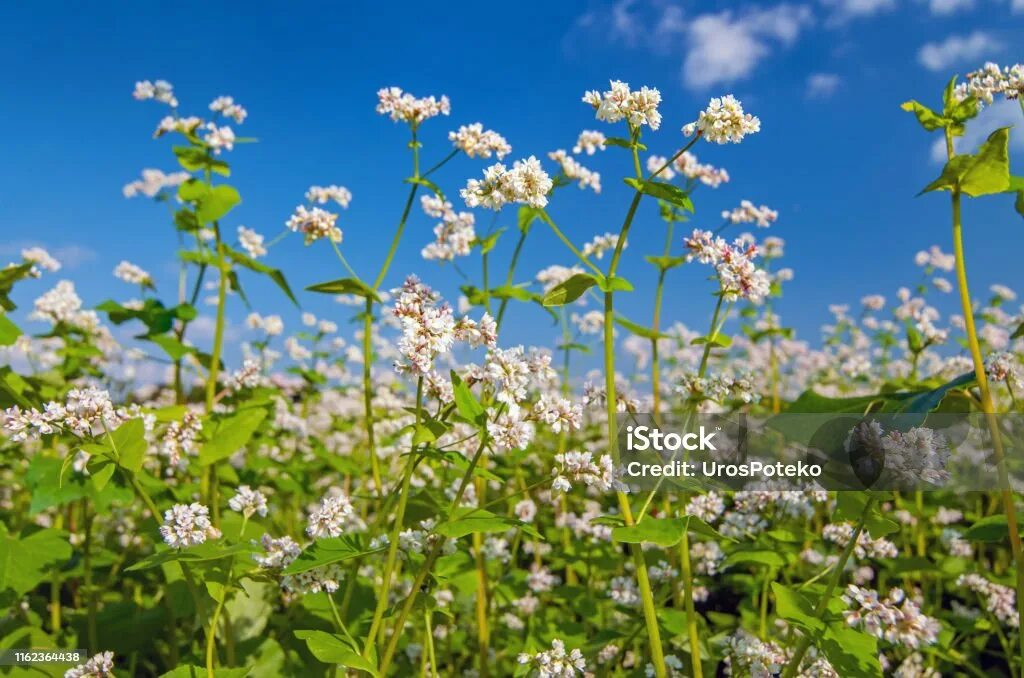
[918,31,999,72]
[928,99,1024,163]
[928,0,973,14]
[1013,0,1024,11]
[820,0,897,25]
[806,72,842,97]
[676,5,814,89]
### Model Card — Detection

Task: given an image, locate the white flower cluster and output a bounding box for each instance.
[685,492,725,523]
[822,522,898,559]
[392,275,496,375]
[583,380,640,414]
[254,534,302,569]
[229,485,268,518]
[154,115,201,138]
[548,149,601,193]
[160,502,219,549]
[723,631,787,677]
[573,130,606,155]
[209,95,247,124]
[581,232,623,260]
[420,196,476,261]
[583,80,662,130]
[376,86,450,125]
[160,411,203,472]
[954,62,1024,108]
[678,371,761,405]
[21,247,61,274]
[246,312,284,336]
[123,168,190,199]
[986,351,1021,385]
[236,226,267,258]
[722,200,778,227]
[914,245,955,272]
[461,156,553,210]
[684,229,771,303]
[64,651,115,678]
[114,260,152,286]
[958,573,1019,627]
[673,151,729,188]
[30,280,101,332]
[449,123,511,159]
[282,563,345,594]
[2,386,121,441]
[551,450,617,493]
[306,185,353,208]
[842,585,940,649]
[306,491,365,539]
[845,421,951,487]
[517,639,587,678]
[286,205,342,245]
[202,123,236,154]
[133,79,177,107]
[683,95,760,144]
[532,394,583,433]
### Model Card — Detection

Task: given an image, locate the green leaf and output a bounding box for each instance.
[615,314,667,340]
[126,541,256,572]
[626,178,694,212]
[282,534,384,575]
[691,333,732,348]
[435,508,536,539]
[198,407,267,465]
[772,582,825,634]
[305,277,381,302]
[611,518,687,547]
[965,515,1013,542]
[0,315,21,346]
[110,417,147,472]
[294,630,379,674]
[725,548,787,569]
[451,371,485,425]
[146,333,195,361]
[644,254,687,271]
[475,228,506,255]
[921,128,1011,197]
[542,273,598,306]
[517,206,540,233]
[0,524,72,596]
[172,146,230,176]
[900,100,950,132]
[223,246,298,306]
[894,371,974,414]
[596,275,633,293]
[405,176,444,200]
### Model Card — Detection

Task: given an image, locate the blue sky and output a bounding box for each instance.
[1,0,1022,368]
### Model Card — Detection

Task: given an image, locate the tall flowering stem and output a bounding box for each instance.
[781,497,874,677]
[944,127,1024,652]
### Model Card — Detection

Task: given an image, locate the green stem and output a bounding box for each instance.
[362,300,383,497]
[81,499,98,654]
[495,227,530,329]
[330,239,360,280]
[205,557,234,677]
[781,497,874,678]
[540,210,604,277]
[363,377,424,657]
[679,527,703,678]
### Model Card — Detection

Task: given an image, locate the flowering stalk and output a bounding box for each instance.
[679,525,703,678]
[363,376,424,657]
[650,221,674,419]
[944,127,1024,653]
[602,129,668,678]
[781,497,874,677]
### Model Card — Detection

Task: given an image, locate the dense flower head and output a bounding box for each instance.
[154,115,202,138]
[723,631,787,677]
[133,79,177,107]
[202,122,236,153]
[674,151,729,187]
[551,450,617,493]
[30,280,101,332]
[2,386,122,442]
[160,503,218,549]
[286,205,342,245]
[376,86,450,125]
[237,226,267,258]
[582,80,662,130]
[548,149,601,193]
[123,168,190,198]
[307,490,364,538]
[254,534,301,569]
[722,200,778,227]
[953,62,1024,108]
[449,123,511,159]
[21,246,61,274]
[517,639,586,677]
[683,95,760,144]
[823,522,899,559]
[209,95,247,124]
[159,410,202,472]
[581,232,624,260]
[461,156,553,210]
[986,351,1021,384]
[229,485,269,518]
[532,394,583,433]
[845,421,951,488]
[959,573,1018,627]
[306,185,353,208]
[114,260,152,286]
[573,130,607,155]
[684,229,771,303]
[421,198,476,261]
[914,245,955,272]
[64,651,115,678]
[842,585,940,648]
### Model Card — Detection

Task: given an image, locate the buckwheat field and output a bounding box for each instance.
[3,62,1024,678]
